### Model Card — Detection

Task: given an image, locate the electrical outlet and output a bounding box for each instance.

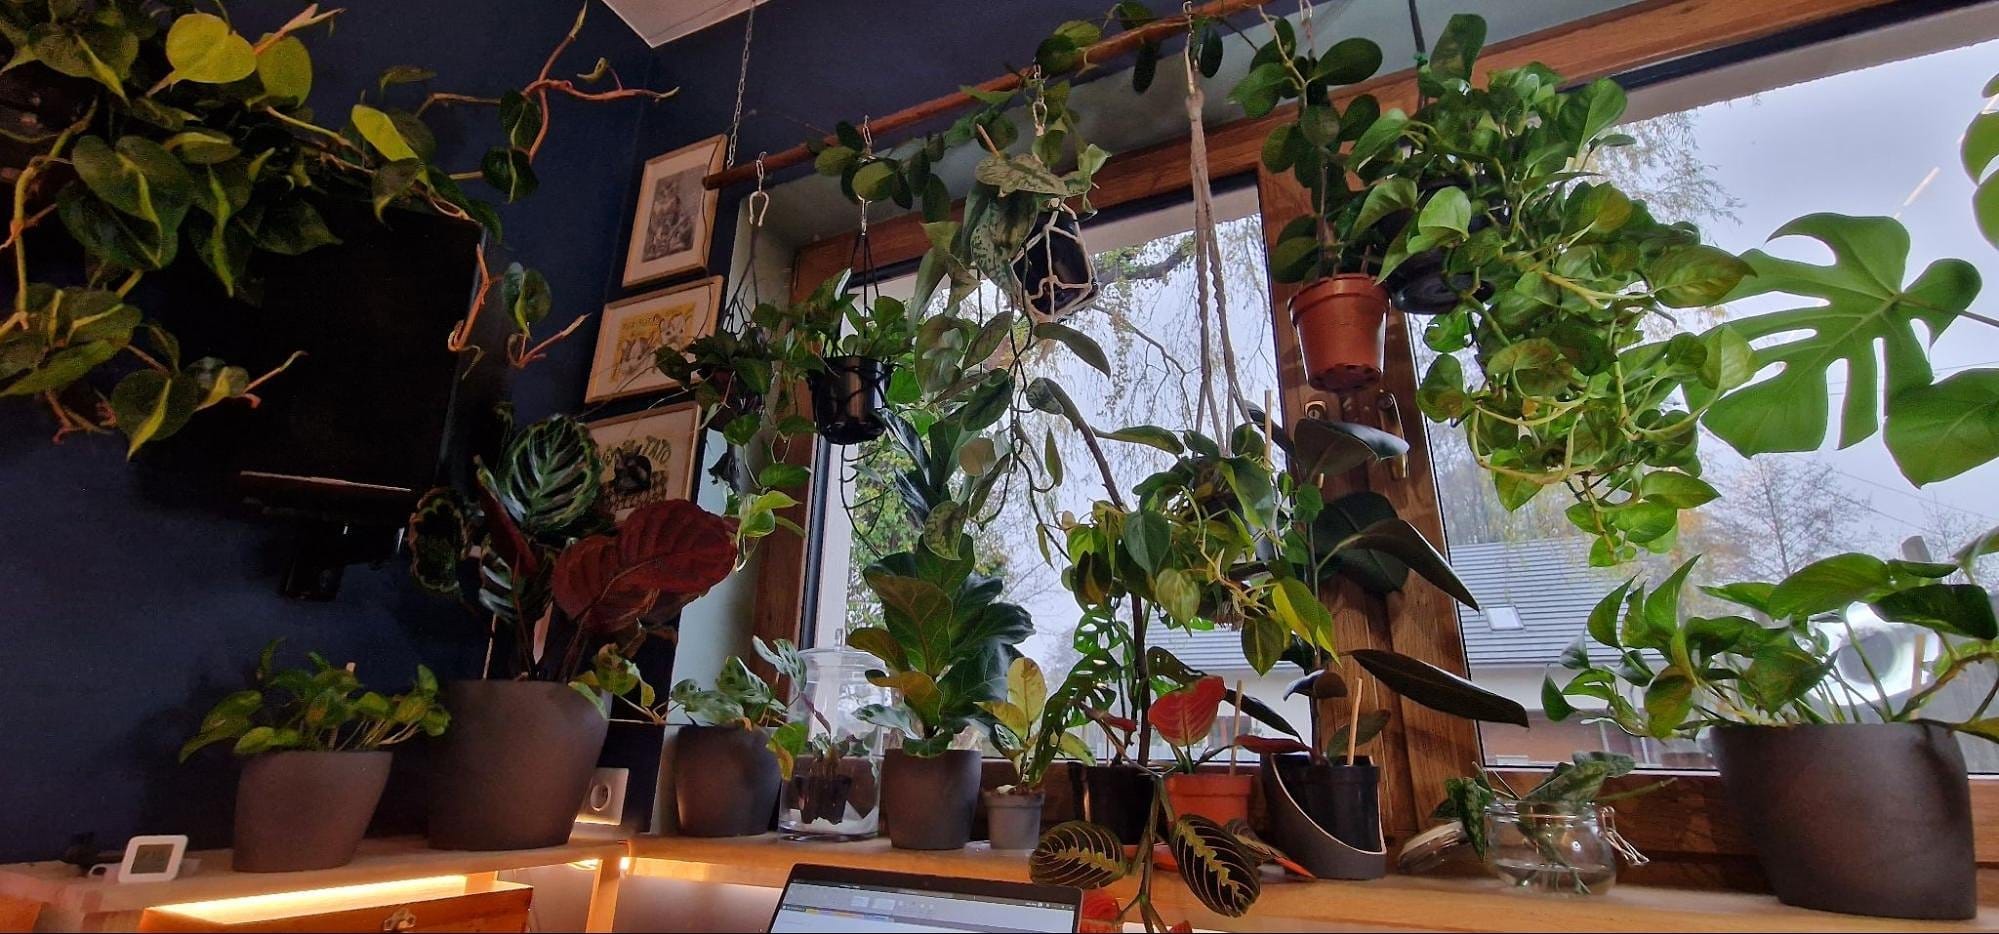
[576,767,628,826]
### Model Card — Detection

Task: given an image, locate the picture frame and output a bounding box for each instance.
[622,134,726,287]
[587,402,703,520]
[585,277,721,403]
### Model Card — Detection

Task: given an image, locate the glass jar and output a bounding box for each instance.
[1482,801,1632,894]
[778,647,890,840]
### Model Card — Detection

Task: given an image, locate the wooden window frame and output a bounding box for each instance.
[751,0,1999,888]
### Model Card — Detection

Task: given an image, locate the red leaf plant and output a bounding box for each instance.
[1149,675,1226,750]
[553,500,737,634]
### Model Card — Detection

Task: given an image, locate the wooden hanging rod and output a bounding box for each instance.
[702,0,1278,190]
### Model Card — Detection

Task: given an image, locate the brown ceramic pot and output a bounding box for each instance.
[1712,723,1974,920]
[881,748,980,850]
[1163,772,1253,825]
[673,725,781,837]
[1291,274,1388,392]
[233,750,391,872]
[427,680,608,851]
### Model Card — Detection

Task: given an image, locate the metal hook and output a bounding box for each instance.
[859,115,874,156]
[747,153,770,227]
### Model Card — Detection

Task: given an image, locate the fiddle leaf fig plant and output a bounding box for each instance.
[0,1,670,452]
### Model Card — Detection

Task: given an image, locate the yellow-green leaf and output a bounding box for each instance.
[351,104,420,162]
[164,13,257,85]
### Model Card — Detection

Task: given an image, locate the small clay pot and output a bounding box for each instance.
[1713,723,1974,920]
[1291,274,1388,392]
[1082,764,1155,845]
[983,789,1047,850]
[234,750,390,872]
[807,356,893,445]
[428,680,608,851]
[674,725,782,837]
[1164,772,1253,825]
[881,748,981,850]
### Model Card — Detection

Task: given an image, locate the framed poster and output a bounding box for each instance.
[588,403,702,519]
[585,276,721,403]
[622,134,726,287]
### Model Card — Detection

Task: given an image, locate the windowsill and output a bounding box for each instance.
[629,834,1996,932]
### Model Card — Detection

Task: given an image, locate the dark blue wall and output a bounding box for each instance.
[0,0,1137,863]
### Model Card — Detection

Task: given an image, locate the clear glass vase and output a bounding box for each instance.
[778,647,889,841]
[1482,801,1628,895]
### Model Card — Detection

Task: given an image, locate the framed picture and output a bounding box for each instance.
[622,134,726,286]
[588,403,702,520]
[586,277,721,403]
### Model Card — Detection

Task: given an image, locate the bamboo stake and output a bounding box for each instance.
[1229,678,1246,776]
[1346,666,1365,767]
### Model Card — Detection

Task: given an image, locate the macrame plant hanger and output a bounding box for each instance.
[1184,1,1251,445]
[834,118,888,532]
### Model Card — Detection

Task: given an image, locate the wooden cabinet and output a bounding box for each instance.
[137,880,531,933]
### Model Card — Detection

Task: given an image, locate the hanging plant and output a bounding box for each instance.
[0,2,672,453]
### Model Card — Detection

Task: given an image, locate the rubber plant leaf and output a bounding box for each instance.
[1351,648,1529,726]
[1701,214,1983,482]
[1332,517,1479,608]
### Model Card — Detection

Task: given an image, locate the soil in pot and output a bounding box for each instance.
[1291,274,1388,392]
[881,748,981,850]
[1010,209,1099,323]
[1713,723,1974,920]
[674,725,782,837]
[1082,764,1155,845]
[984,790,1047,850]
[1164,772,1253,826]
[808,356,893,445]
[234,750,391,872]
[427,680,608,851]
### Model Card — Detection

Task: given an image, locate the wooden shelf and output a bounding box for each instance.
[0,831,626,918]
[629,834,1998,933]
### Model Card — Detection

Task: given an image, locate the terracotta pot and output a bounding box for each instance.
[1291,274,1388,392]
[234,750,390,872]
[881,748,980,850]
[1163,772,1253,825]
[1082,764,1155,845]
[674,725,782,837]
[427,680,608,851]
[1713,723,1974,920]
[983,790,1046,850]
[807,356,893,445]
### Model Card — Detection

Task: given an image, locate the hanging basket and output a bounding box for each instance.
[1382,182,1507,316]
[808,356,893,445]
[1010,207,1099,323]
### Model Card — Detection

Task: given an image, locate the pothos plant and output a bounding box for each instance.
[1545,551,1999,742]
[1432,751,1665,861]
[405,415,738,694]
[0,1,669,452]
[180,640,448,761]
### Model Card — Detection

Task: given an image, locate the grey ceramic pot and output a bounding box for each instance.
[427,680,608,851]
[983,790,1046,850]
[234,750,391,872]
[881,748,980,850]
[674,725,781,837]
[1260,754,1386,880]
[1712,723,1974,920]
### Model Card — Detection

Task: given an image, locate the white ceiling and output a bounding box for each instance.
[599,0,773,48]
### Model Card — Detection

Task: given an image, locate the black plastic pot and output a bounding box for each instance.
[1261,753,1386,880]
[234,751,390,872]
[428,680,608,851]
[673,724,782,837]
[808,356,893,445]
[1712,723,1974,920]
[881,748,981,850]
[1380,179,1505,316]
[1082,764,1155,845]
[1010,209,1099,322]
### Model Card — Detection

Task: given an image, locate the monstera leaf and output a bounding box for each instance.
[1029,821,1129,889]
[1703,214,1983,482]
[1169,815,1261,918]
[489,416,603,536]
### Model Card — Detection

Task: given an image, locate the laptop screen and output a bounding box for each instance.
[768,864,1081,933]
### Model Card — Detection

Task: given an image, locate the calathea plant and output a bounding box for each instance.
[180,640,447,760]
[405,415,737,691]
[0,1,668,452]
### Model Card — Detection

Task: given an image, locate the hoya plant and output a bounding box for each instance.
[1545,552,1999,741]
[0,2,669,452]
[180,641,448,760]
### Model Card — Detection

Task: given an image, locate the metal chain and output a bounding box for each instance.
[723,0,758,169]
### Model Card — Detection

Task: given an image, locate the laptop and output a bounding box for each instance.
[767,863,1083,933]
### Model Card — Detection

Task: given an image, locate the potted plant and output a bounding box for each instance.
[1424,752,1661,894]
[1147,676,1256,825]
[665,656,788,837]
[802,275,913,446]
[405,416,739,850]
[1547,552,1996,918]
[980,658,1096,849]
[180,642,447,872]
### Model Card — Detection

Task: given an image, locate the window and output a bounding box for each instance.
[808,187,1281,748]
[1428,9,1999,770]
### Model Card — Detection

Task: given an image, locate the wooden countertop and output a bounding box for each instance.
[629,834,1998,933]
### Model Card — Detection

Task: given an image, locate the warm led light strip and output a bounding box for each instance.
[151,874,470,924]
